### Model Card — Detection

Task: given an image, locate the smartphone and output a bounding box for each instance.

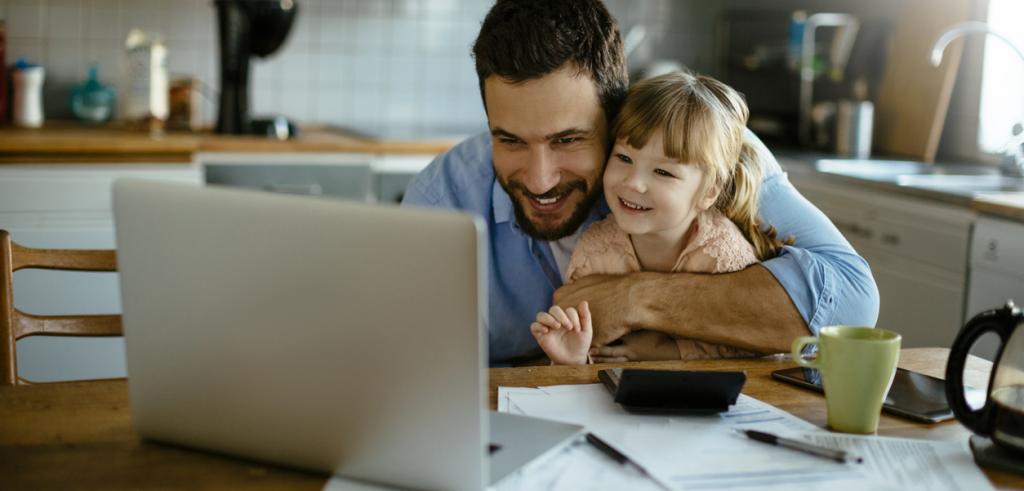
[771,366,955,423]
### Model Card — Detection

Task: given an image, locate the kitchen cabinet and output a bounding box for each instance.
[967,215,1024,359]
[0,163,202,381]
[198,152,435,204]
[200,152,375,201]
[373,154,439,203]
[788,173,976,353]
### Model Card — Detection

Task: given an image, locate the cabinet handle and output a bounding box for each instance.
[262,183,324,196]
[849,224,874,239]
[882,233,900,245]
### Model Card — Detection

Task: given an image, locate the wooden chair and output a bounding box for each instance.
[0,230,122,385]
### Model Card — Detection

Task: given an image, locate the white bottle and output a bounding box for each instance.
[122,29,169,128]
[12,63,44,128]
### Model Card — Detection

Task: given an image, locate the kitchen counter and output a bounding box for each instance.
[5,127,1024,222]
[972,192,1024,223]
[0,124,462,164]
[775,151,1024,223]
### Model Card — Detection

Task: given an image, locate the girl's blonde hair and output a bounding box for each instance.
[610,71,791,260]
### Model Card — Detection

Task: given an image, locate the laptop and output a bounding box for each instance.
[112,180,581,491]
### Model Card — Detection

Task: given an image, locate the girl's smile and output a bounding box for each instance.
[616,196,652,212]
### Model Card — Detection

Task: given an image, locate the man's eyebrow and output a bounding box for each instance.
[490,128,520,139]
[490,127,593,141]
[545,128,591,140]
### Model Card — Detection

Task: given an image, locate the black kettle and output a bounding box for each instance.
[946,300,1024,454]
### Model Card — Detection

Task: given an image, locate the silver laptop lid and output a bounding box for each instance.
[113,180,488,491]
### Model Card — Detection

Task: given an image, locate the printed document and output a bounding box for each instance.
[495,383,994,491]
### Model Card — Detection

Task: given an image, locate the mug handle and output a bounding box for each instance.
[945,308,1017,435]
[791,336,821,369]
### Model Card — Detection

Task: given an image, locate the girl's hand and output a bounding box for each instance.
[530,302,593,365]
[590,330,679,363]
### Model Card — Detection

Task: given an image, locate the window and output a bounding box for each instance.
[978,0,1024,153]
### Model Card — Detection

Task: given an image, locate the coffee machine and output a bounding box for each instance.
[946,301,1024,474]
[214,0,298,136]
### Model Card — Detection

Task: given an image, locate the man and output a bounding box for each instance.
[402,0,878,365]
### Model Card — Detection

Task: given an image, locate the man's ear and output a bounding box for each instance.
[698,183,721,211]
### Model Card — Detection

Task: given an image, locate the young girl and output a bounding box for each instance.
[530,72,790,365]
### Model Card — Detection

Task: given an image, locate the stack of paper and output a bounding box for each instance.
[495,384,994,491]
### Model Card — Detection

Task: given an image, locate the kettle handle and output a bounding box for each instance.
[944,309,1016,435]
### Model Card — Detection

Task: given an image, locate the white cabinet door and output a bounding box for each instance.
[1,164,201,382]
[860,245,966,349]
[966,216,1024,360]
[789,172,973,350]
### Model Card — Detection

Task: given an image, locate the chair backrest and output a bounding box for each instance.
[0,230,122,385]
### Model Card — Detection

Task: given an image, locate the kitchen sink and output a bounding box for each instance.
[815,159,931,178]
[896,174,1024,192]
[814,158,1024,196]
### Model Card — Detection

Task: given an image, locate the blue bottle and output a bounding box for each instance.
[71,64,115,124]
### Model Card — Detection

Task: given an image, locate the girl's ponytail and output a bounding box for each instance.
[719,136,792,260]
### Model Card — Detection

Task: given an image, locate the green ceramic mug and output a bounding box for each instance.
[791,326,901,434]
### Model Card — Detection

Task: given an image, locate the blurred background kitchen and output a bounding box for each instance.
[1,0,1023,382]
[0,0,1019,156]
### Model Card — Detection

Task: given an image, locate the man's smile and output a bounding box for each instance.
[525,190,574,213]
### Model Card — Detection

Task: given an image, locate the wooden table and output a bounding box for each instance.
[1,348,1020,489]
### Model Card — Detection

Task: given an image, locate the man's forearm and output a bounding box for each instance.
[625,265,809,354]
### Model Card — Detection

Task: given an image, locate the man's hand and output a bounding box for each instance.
[553,274,635,346]
[529,302,593,365]
[590,330,680,363]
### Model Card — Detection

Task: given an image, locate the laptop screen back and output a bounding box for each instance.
[114,180,488,490]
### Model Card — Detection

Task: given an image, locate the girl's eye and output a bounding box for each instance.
[616,153,632,164]
[654,168,676,178]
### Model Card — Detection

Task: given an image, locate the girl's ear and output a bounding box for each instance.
[698,183,721,211]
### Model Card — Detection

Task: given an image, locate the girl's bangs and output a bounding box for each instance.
[614,86,718,168]
[662,105,718,167]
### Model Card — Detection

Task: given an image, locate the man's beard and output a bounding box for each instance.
[498,177,602,241]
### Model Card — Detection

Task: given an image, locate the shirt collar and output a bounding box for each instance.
[492,179,515,225]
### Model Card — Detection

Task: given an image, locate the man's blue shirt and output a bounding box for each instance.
[402,132,879,365]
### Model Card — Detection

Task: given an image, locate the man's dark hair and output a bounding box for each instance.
[472,0,628,123]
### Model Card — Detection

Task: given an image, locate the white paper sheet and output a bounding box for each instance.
[491,438,661,491]
[794,432,994,491]
[497,383,994,491]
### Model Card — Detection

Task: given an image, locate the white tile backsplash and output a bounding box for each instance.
[45,39,86,80]
[250,87,280,116]
[84,38,122,83]
[5,38,44,67]
[7,0,44,38]
[353,18,387,50]
[316,52,351,85]
[164,4,196,42]
[85,1,122,40]
[118,0,165,38]
[46,3,83,40]
[2,0,681,135]
[314,88,346,123]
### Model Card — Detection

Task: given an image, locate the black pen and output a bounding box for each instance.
[585,432,675,491]
[734,429,864,464]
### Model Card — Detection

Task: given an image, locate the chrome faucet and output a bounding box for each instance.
[931,21,1024,178]
[798,13,860,147]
